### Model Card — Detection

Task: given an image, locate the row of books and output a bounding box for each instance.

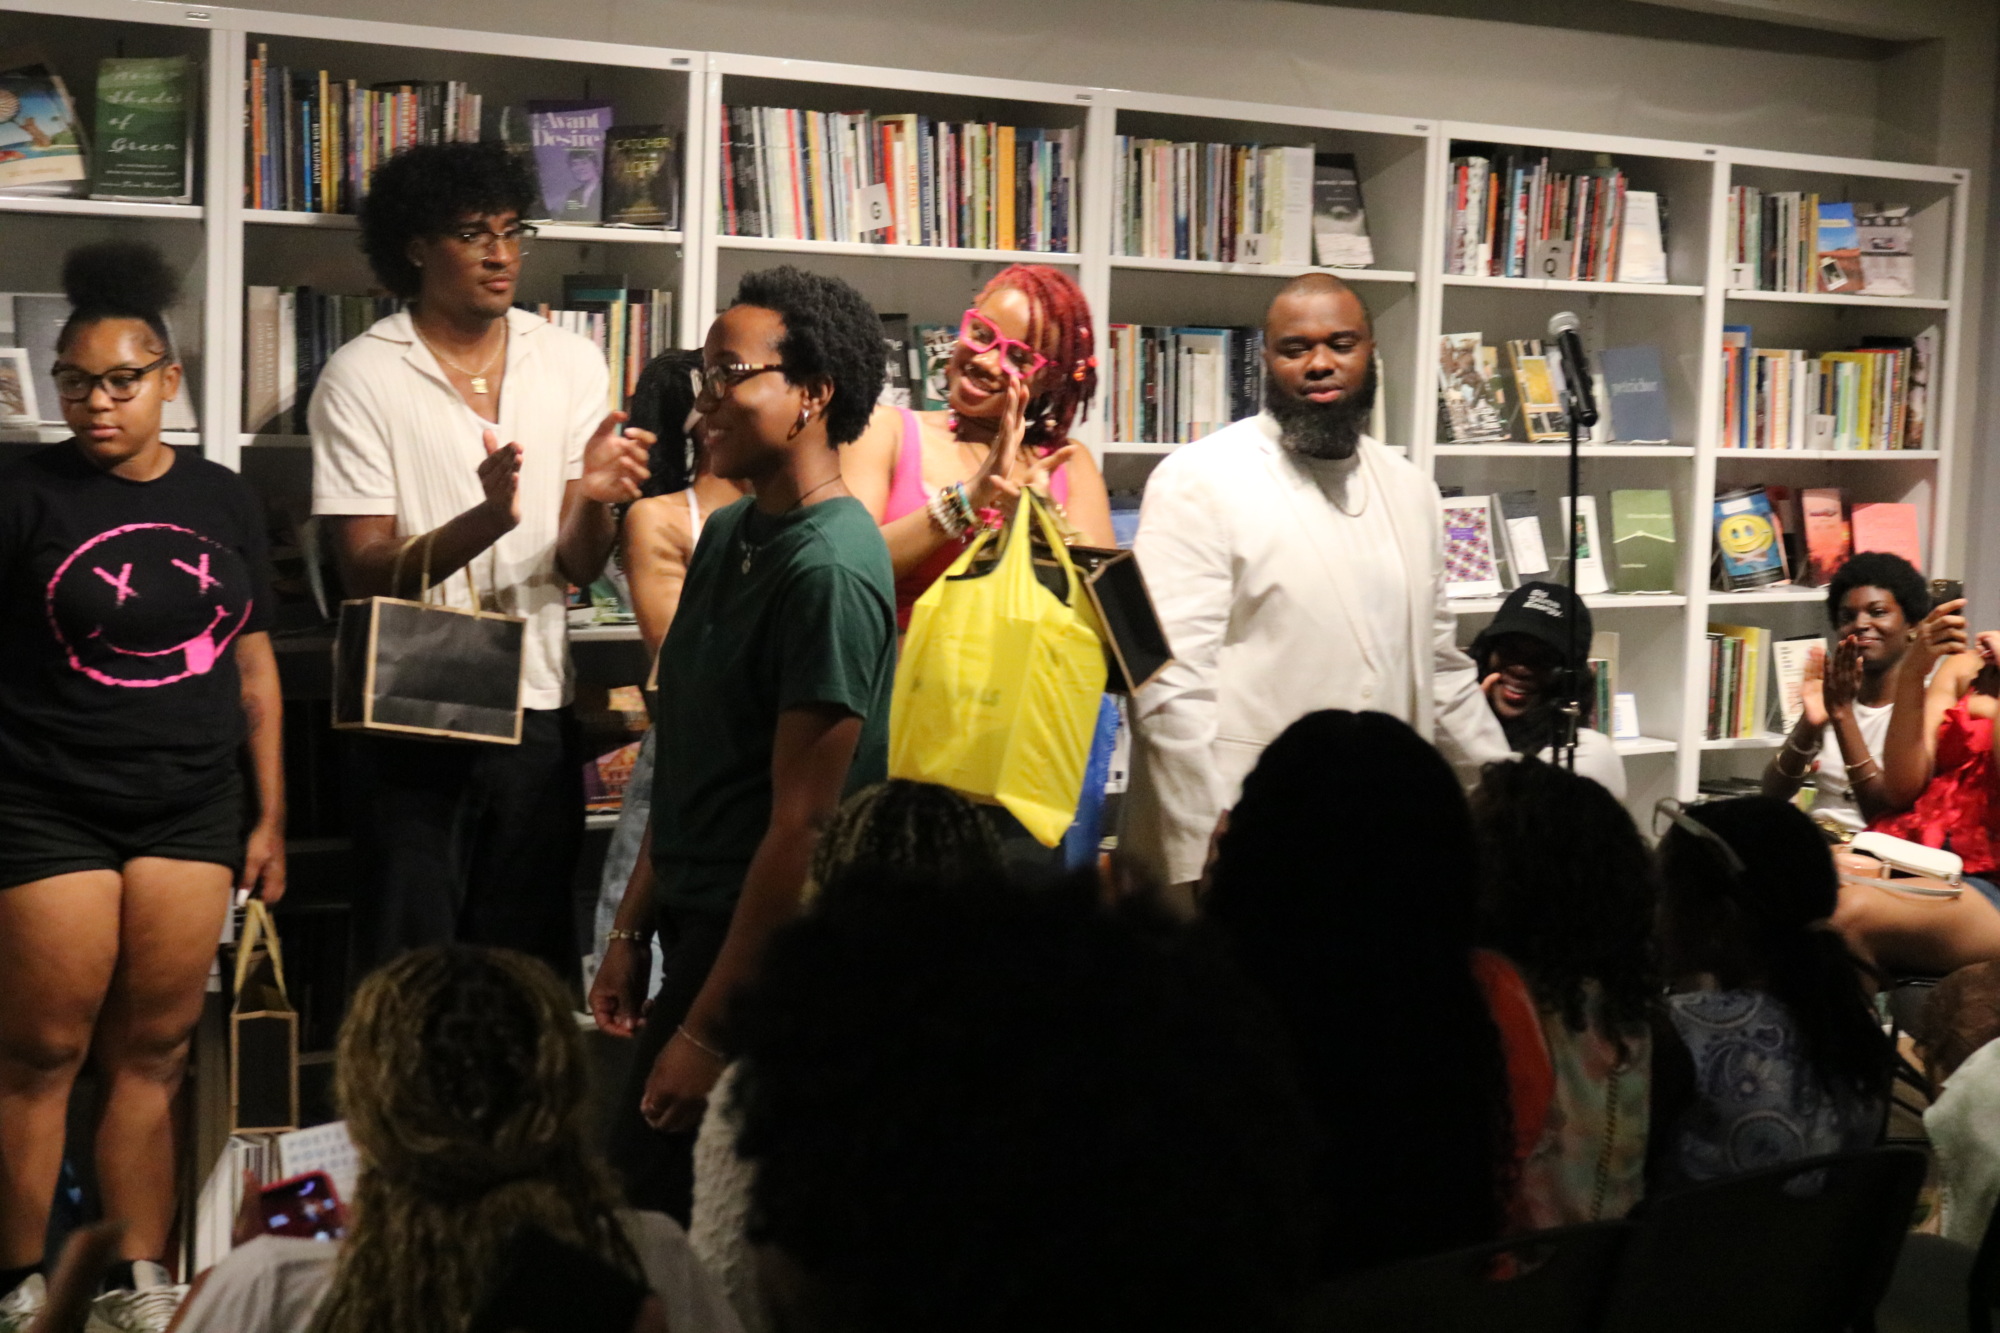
[1718,325,1932,451]
[1706,622,1783,740]
[538,275,676,413]
[1108,140,1375,268]
[1711,485,1922,591]
[1437,333,1672,445]
[1724,189,1916,296]
[1439,490,1676,599]
[1,292,198,430]
[1105,324,1265,445]
[1443,151,1667,283]
[0,55,196,202]
[717,105,1078,253]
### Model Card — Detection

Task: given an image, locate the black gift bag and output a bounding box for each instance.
[332,534,525,744]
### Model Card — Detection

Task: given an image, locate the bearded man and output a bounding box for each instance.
[1124,273,1508,897]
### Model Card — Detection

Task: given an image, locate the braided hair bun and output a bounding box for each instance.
[58,240,179,354]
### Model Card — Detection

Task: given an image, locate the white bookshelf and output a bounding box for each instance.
[0,0,1967,821]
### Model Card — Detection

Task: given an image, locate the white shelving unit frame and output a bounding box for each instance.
[0,0,1971,819]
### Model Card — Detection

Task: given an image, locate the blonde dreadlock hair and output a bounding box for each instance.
[309,946,641,1333]
[804,780,1003,903]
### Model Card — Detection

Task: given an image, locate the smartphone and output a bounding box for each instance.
[258,1171,346,1241]
[1932,578,1964,607]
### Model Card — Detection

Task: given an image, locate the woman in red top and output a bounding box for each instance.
[1835,598,2000,975]
[843,264,1114,630]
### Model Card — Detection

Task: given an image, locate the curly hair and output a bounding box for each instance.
[1657,797,1892,1102]
[975,264,1097,448]
[358,142,539,299]
[310,946,640,1333]
[729,874,1317,1333]
[1471,758,1658,1054]
[806,780,1002,898]
[58,240,179,355]
[731,265,885,446]
[1203,710,1513,1279]
[628,348,706,497]
[1827,551,1930,627]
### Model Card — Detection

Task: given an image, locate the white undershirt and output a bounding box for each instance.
[1810,699,1895,833]
[1294,450,1413,717]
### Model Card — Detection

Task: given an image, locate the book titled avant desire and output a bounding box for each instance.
[526,101,611,224]
[604,125,678,228]
[91,56,193,203]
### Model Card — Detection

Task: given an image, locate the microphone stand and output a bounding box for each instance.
[1557,369,1598,774]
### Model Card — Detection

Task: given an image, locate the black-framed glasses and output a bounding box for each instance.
[1652,798,1748,878]
[52,354,173,403]
[442,224,539,257]
[696,362,785,405]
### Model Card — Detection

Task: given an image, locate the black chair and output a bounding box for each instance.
[1601,1146,1927,1333]
[1297,1221,1632,1333]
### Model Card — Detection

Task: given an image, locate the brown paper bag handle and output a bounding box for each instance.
[234,898,290,1006]
[388,531,487,617]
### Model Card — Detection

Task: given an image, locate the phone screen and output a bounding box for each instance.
[259,1171,347,1241]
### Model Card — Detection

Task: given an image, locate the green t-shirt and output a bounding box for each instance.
[651,494,896,913]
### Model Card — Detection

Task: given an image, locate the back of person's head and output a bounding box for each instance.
[728,873,1315,1333]
[317,946,638,1333]
[807,780,1002,895]
[1827,551,1930,626]
[1918,961,2000,1088]
[1657,797,1890,1101]
[628,348,706,497]
[1472,759,1657,1044]
[1203,710,1509,1275]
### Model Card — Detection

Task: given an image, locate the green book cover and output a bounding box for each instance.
[90,56,191,203]
[1608,489,1677,593]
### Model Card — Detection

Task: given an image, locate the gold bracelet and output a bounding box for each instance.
[1784,730,1822,759]
[1846,756,1882,782]
[606,928,648,944]
[676,1023,726,1063]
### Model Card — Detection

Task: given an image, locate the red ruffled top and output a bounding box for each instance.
[1871,696,2000,878]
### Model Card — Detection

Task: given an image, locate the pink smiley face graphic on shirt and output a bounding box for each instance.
[45,522,254,687]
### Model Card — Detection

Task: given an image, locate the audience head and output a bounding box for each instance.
[1472,759,1657,1044]
[55,241,184,466]
[1470,582,1597,751]
[629,348,708,497]
[703,265,884,481]
[729,874,1316,1333]
[1203,710,1511,1274]
[1260,273,1377,461]
[1656,797,1890,1100]
[1826,553,1930,675]
[360,141,539,309]
[955,263,1097,449]
[316,946,639,1333]
[807,779,1002,896]
[1917,961,2000,1091]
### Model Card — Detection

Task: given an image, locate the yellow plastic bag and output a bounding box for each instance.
[889,492,1107,846]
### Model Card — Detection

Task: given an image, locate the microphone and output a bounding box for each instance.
[1546,311,1599,428]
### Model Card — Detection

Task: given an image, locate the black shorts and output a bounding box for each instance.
[0,770,246,891]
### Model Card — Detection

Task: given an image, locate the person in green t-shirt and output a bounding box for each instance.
[591,265,897,1220]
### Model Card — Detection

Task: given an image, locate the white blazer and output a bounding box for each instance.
[1123,413,1510,886]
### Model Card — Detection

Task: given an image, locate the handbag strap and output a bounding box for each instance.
[233,898,290,1005]
[386,530,486,616]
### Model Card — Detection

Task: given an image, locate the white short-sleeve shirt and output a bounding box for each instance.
[309,307,609,709]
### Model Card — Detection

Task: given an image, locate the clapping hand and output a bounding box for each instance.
[580,410,654,505]
[478,429,522,529]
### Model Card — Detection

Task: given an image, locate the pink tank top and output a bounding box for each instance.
[885,407,1070,631]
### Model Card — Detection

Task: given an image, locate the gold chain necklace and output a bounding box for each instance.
[416,323,507,396]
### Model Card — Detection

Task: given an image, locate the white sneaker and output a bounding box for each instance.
[88,1263,187,1333]
[0,1274,46,1333]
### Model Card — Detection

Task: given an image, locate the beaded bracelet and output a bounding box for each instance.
[926,488,968,540]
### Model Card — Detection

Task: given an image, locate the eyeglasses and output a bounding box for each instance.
[441,224,539,257]
[1652,798,1748,878]
[958,308,1049,380]
[696,362,785,406]
[53,354,173,403]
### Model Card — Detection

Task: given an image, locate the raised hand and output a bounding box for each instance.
[1800,645,1829,730]
[479,428,522,529]
[1913,597,1970,663]
[580,409,654,505]
[1823,633,1864,722]
[967,374,1033,511]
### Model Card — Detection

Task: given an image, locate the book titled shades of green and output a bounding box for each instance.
[1608,489,1677,593]
[91,56,192,203]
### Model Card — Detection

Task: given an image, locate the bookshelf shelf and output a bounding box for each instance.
[1,427,201,446]
[1450,593,1688,615]
[1708,586,1824,604]
[243,210,684,246]
[1615,737,1679,758]
[1712,449,1941,461]
[245,209,357,229]
[1723,289,1952,311]
[1108,257,1416,283]
[569,624,643,642]
[240,435,315,450]
[714,235,1082,266]
[584,812,620,831]
[0,195,203,222]
[1433,444,1693,458]
[1440,274,1703,298]
[1700,733,1788,751]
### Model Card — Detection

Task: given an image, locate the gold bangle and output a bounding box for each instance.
[1847,757,1882,782]
[606,928,648,945]
[676,1023,726,1063]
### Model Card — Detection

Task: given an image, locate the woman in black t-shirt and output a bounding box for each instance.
[0,243,284,1311]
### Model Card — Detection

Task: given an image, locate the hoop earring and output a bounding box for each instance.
[789,406,813,440]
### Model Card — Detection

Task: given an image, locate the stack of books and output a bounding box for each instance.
[1444,150,1657,282]
[1110,137,1314,264]
[245,45,482,213]
[1726,189,1916,296]
[1718,325,1935,450]
[1705,622,1772,740]
[1105,324,1263,445]
[717,105,1078,252]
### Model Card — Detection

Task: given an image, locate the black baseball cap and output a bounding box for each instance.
[1470,581,1593,670]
